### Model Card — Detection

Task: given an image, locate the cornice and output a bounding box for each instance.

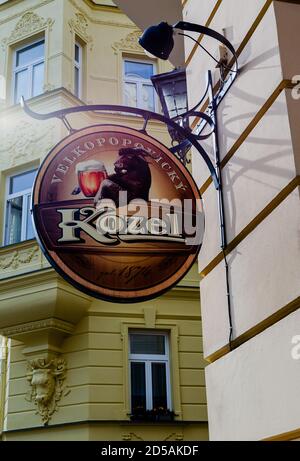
[163,286,201,300]
[0,86,166,129]
[0,318,74,337]
[0,86,83,117]
[0,267,92,303]
[0,267,57,294]
[68,0,133,28]
[0,0,23,12]
[0,239,37,256]
[88,310,201,321]
[82,0,120,13]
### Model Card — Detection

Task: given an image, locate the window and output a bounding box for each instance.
[13,39,45,104]
[74,41,82,99]
[129,331,171,414]
[123,59,156,111]
[4,169,37,245]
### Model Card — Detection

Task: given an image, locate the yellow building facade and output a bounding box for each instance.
[0,0,208,441]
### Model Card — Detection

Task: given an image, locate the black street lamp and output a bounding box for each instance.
[139,21,238,71]
[151,68,191,161]
[139,20,239,347]
[151,68,188,122]
[139,20,239,166]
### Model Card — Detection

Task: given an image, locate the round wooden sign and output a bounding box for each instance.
[32,125,204,303]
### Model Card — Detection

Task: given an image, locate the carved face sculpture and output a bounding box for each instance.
[30,368,56,404]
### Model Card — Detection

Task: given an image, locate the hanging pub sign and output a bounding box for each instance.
[32,125,204,303]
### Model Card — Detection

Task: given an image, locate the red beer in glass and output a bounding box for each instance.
[76,160,107,197]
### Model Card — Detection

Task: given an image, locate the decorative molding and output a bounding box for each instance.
[0,246,39,271]
[1,11,54,50]
[112,29,143,54]
[26,357,69,425]
[144,307,156,328]
[164,432,184,441]
[0,120,56,169]
[0,318,74,338]
[122,432,144,441]
[68,12,93,50]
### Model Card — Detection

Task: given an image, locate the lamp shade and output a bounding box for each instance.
[139,22,174,60]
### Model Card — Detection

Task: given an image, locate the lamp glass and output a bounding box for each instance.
[161,79,188,118]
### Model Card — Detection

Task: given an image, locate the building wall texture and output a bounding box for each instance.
[0,0,208,441]
[183,0,300,441]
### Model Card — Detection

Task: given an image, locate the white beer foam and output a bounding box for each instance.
[76,159,106,173]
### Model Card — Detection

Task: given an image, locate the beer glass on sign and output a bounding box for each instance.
[76,160,107,197]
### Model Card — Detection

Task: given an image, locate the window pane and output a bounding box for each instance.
[152,363,167,409]
[5,196,23,245]
[125,61,153,80]
[32,62,44,97]
[75,44,80,63]
[26,194,35,240]
[14,69,29,104]
[131,362,146,411]
[75,66,80,97]
[10,170,36,194]
[124,82,137,107]
[142,84,155,111]
[16,41,44,67]
[130,334,165,355]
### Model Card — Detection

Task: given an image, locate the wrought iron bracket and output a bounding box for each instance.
[21,97,221,190]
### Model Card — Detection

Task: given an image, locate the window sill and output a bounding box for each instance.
[130,410,176,423]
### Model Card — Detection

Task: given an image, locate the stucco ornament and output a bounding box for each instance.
[1,11,54,49]
[68,12,93,49]
[0,120,55,169]
[112,29,143,53]
[26,357,69,425]
[0,246,39,271]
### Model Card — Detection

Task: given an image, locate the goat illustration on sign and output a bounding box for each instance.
[72,147,152,207]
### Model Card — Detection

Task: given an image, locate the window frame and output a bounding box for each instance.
[129,330,172,412]
[123,57,157,112]
[74,40,83,99]
[3,168,37,246]
[12,37,45,105]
